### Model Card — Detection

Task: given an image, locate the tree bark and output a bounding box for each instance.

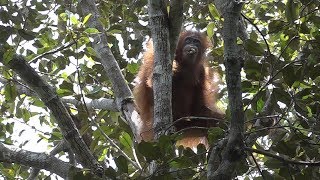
[0,77,118,111]
[0,55,103,177]
[168,1,184,58]
[0,143,78,179]
[148,0,172,139]
[208,1,245,179]
[78,0,140,140]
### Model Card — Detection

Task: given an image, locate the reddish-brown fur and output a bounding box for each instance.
[133,31,224,147]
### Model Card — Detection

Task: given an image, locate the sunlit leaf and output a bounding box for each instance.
[84,28,100,34]
[207,22,215,39]
[208,3,220,20]
[119,132,132,150]
[83,13,92,25]
[4,84,17,102]
[70,15,79,25]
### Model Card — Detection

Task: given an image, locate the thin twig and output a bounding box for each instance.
[30,41,76,63]
[241,14,271,54]
[245,147,320,166]
[244,58,301,112]
[245,125,289,135]
[175,126,213,135]
[92,119,142,170]
[245,115,280,123]
[70,37,142,171]
[164,116,226,133]
[246,142,265,180]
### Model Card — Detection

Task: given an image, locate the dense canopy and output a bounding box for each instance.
[0,0,319,179]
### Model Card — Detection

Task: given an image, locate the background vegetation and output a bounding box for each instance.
[0,0,319,179]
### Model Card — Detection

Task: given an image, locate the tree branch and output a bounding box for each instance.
[0,55,103,176]
[208,1,245,179]
[30,41,76,63]
[91,118,142,171]
[168,1,184,58]
[78,0,140,141]
[62,98,118,111]
[148,0,172,139]
[27,140,73,180]
[0,143,78,179]
[207,138,228,173]
[245,147,320,166]
[0,77,118,111]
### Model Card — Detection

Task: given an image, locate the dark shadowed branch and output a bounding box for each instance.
[168,1,184,58]
[245,147,320,166]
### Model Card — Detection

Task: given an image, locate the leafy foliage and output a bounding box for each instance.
[0,0,319,179]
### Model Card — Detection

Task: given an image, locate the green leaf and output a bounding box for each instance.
[127,14,138,22]
[242,80,254,93]
[119,132,132,150]
[208,127,224,144]
[206,22,215,39]
[208,3,220,20]
[57,81,73,96]
[72,170,99,180]
[84,28,100,34]
[0,167,14,178]
[78,37,91,46]
[5,122,13,134]
[0,25,12,42]
[256,97,264,112]
[235,159,250,176]
[22,108,31,122]
[18,29,36,41]
[4,84,17,102]
[59,80,74,92]
[294,101,309,116]
[285,0,299,24]
[127,63,139,74]
[264,158,283,169]
[32,99,45,108]
[56,88,73,96]
[127,47,139,58]
[309,16,320,27]
[283,65,296,87]
[274,88,291,105]
[35,2,47,11]
[82,14,92,25]
[104,167,117,179]
[0,0,8,6]
[268,20,286,33]
[137,141,160,161]
[244,39,265,56]
[70,15,79,25]
[170,156,193,168]
[86,47,97,57]
[114,155,128,173]
[59,13,68,21]
[157,135,174,159]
